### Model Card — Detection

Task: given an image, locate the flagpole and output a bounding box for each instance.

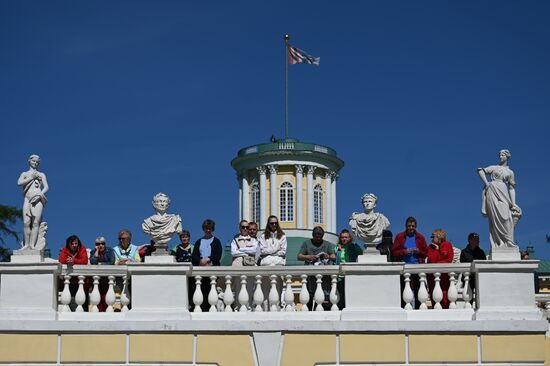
[284,34,289,140]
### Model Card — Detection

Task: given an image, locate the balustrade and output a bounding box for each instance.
[1,261,540,320]
[401,263,474,310]
[190,266,339,312]
[58,265,130,313]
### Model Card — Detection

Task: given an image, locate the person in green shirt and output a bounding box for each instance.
[335,229,364,309]
[298,226,336,310]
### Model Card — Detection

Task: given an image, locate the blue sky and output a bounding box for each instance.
[1,1,548,258]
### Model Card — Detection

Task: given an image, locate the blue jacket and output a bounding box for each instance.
[89,246,115,265]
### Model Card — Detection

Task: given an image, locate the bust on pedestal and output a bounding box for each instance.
[142,193,182,262]
[349,193,390,263]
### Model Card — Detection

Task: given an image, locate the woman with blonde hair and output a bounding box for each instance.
[427,229,454,309]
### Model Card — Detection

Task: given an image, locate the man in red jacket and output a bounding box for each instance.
[391,217,428,309]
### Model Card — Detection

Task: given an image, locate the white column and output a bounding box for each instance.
[324,171,332,233]
[241,171,250,221]
[331,171,337,232]
[306,165,316,229]
[257,166,267,226]
[237,172,243,221]
[268,165,278,216]
[295,165,304,228]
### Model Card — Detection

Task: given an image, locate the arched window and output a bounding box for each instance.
[280,182,294,222]
[250,183,260,223]
[314,184,323,224]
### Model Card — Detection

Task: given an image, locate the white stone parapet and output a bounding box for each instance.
[0,261,543,325]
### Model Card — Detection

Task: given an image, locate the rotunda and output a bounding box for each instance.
[231,138,344,264]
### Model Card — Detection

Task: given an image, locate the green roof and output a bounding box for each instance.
[235,139,338,158]
[538,260,550,273]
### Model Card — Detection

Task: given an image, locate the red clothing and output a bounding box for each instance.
[426,240,454,309]
[427,241,454,264]
[391,231,428,263]
[59,245,88,264]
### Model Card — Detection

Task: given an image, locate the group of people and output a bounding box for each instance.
[57,214,490,311]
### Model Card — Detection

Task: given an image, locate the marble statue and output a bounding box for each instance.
[142,192,182,253]
[349,193,390,244]
[34,222,48,251]
[478,149,522,249]
[17,154,48,250]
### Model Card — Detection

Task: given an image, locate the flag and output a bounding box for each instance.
[287,44,320,66]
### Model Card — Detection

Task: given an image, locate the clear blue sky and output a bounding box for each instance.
[1,1,548,258]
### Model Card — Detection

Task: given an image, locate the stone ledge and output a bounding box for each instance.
[0,319,546,333]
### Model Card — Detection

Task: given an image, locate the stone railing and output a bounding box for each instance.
[0,260,542,322]
[402,263,474,310]
[58,265,130,313]
[190,266,339,313]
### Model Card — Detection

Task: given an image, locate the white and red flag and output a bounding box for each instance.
[287,45,320,66]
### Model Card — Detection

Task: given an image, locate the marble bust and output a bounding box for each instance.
[349,193,390,244]
[17,154,49,250]
[477,149,522,249]
[142,193,182,251]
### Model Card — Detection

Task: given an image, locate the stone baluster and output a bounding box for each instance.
[75,275,86,312]
[448,272,458,309]
[432,272,443,309]
[253,275,264,312]
[268,275,279,312]
[418,273,429,310]
[284,275,294,312]
[238,275,249,312]
[330,274,339,311]
[193,276,203,312]
[462,272,472,309]
[402,272,414,310]
[299,274,309,312]
[89,275,100,312]
[120,275,130,312]
[314,274,325,312]
[223,275,234,312]
[105,275,116,312]
[60,275,72,312]
[208,276,218,312]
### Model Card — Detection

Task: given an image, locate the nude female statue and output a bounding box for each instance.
[17,154,49,249]
[477,149,522,249]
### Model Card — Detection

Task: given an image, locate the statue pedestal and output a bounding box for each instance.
[11,248,44,263]
[145,252,175,264]
[473,260,541,320]
[126,263,191,320]
[490,247,520,261]
[357,243,387,263]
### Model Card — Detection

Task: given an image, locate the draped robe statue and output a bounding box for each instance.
[349,193,390,244]
[142,193,182,252]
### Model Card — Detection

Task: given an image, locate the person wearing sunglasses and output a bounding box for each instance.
[258,215,287,266]
[231,220,258,266]
[88,236,115,311]
[90,236,115,265]
[113,229,141,265]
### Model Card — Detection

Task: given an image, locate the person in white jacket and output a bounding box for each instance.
[258,215,287,266]
[231,220,258,266]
